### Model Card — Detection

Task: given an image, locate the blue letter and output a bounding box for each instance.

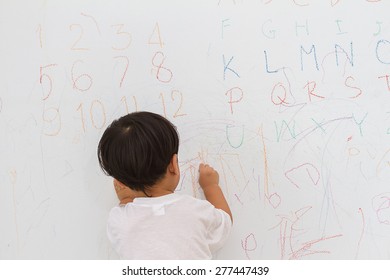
[300,45,319,71]
[335,42,354,67]
[376,40,390,65]
[264,50,279,73]
[223,55,240,80]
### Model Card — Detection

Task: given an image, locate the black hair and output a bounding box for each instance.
[97,111,179,193]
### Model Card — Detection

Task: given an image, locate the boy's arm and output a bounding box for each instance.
[199,163,233,222]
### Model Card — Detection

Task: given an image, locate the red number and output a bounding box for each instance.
[39,64,57,100]
[114,56,129,88]
[71,60,93,92]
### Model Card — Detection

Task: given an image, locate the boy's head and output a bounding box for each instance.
[97,111,179,193]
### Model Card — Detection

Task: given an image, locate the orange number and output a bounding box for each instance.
[121,96,138,114]
[159,90,187,118]
[76,103,86,132]
[111,24,132,50]
[77,100,106,132]
[171,90,187,118]
[159,92,167,118]
[42,107,61,136]
[90,100,106,129]
[69,24,89,51]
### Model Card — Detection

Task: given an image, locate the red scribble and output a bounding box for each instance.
[347,136,353,141]
[279,219,288,259]
[271,206,311,259]
[285,163,320,189]
[241,233,257,259]
[271,206,342,259]
[151,51,173,83]
[372,193,390,225]
[290,234,343,259]
[267,192,281,209]
[258,127,282,209]
[355,208,365,259]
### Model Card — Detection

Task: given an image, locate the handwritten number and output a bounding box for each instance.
[152,52,173,83]
[114,56,129,88]
[76,103,86,133]
[43,107,62,136]
[69,24,89,51]
[121,96,138,114]
[40,64,57,100]
[90,100,106,129]
[159,91,186,118]
[111,24,132,50]
[77,101,106,132]
[71,60,93,92]
[171,90,186,118]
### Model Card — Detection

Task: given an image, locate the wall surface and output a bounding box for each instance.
[1,0,390,259]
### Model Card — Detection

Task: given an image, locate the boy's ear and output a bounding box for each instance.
[168,154,180,175]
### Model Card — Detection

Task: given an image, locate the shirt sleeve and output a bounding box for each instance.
[106,206,124,251]
[206,208,232,253]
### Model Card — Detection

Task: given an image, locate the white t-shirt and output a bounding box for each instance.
[107,193,232,259]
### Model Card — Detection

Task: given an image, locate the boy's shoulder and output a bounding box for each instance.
[176,194,222,212]
[146,193,215,210]
[111,193,215,211]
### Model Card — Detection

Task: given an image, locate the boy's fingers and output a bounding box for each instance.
[199,163,217,176]
[199,163,208,171]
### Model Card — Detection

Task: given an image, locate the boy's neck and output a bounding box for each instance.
[119,182,176,205]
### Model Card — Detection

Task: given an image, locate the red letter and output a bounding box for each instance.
[345,76,363,98]
[304,81,324,101]
[378,75,390,91]
[225,87,244,114]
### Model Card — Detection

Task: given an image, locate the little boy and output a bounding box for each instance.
[97,111,232,259]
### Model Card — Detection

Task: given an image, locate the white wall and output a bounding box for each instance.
[1,0,390,259]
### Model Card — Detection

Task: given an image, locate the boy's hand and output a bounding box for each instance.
[113,179,135,204]
[198,163,219,190]
[198,163,233,222]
